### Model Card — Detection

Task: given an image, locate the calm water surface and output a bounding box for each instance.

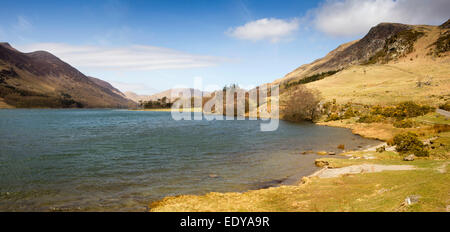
[0,109,379,211]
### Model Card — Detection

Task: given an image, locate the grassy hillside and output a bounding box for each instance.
[304,25,450,106]
[0,43,135,108]
[306,60,450,106]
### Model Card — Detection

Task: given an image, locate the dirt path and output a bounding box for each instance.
[310,164,416,179]
[436,162,448,173]
[437,109,450,118]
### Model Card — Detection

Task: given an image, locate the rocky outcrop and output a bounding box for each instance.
[313,23,412,70]
[365,29,424,64]
[278,23,413,84]
[439,19,450,29]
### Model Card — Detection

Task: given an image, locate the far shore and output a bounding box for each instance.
[130,108,203,112]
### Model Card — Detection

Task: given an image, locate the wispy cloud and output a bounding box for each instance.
[311,0,450,37]
[13,15,32,32]
[226,18,299,43]
[110,81,159,95]
[0,26,4,40]
[18,43,228,70]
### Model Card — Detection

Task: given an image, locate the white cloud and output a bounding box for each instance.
[18,43,227,70]
[312,0,450,37]
[227,18,299,42]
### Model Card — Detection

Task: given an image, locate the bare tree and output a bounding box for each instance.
[282,85,322,122]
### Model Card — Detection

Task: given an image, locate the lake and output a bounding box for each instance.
[0,109,379,211]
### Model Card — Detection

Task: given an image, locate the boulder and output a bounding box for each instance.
[327,152,336,155]
[404,195,421,205]
[208,174,219,178]
[316,151,328,155]
[315,160,329,167]
[403,154,415,161]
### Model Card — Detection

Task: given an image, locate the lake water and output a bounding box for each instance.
[0,109,379,211]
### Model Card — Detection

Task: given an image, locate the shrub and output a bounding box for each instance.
[343,107,356,119]
[370,105,384,115]
[357,114,384,123]
[413,149,429,157]
[337,144,345,150]
[282,85,322,122]
[392,101,434,118]
[393,119,414,128]
[392,132,428,156]
[439,101,450,111]
[369,102,434,119]
[433,124,450,133]
[325,113,340,122]
[376,146,386,153]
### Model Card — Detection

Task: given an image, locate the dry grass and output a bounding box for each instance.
[305,60,450,107]
[318,112,450,141]
[305,26,450,106]
[413,113,450,125]
[150,156,449,212]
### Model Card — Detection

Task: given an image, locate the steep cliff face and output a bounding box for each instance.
[0,43,135,108]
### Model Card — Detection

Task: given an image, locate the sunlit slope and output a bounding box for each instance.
[306,60,450,106]
[280,22,450,106]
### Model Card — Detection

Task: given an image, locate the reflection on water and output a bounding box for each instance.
[0,109,379,211]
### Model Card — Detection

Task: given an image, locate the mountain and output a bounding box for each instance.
[125,88,209,103]
[0,43,136,108]
[124,91,153,103]
[276,19,450,107]
[276,23,414,84]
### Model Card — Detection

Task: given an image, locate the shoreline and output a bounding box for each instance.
[147,128,385,210]
[130,109,389,210]
[149,113,450,211]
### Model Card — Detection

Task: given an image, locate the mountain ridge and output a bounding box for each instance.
[272,20,450,90]
[278,20,450,107]
[0,43,135,108]
[275,22,432,85]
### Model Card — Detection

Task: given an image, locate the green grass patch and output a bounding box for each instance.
[413,112,449,125]
[150,158,449,212]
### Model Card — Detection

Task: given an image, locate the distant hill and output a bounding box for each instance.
[125,88,208,103]
[124,91,153,103]
[276,19,450,106]
[0,43,136,108]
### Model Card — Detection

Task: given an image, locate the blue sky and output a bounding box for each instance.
[0,0,449,94]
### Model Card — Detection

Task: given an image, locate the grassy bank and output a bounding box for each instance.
[150,155,448,212]
[150,111,449,212]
